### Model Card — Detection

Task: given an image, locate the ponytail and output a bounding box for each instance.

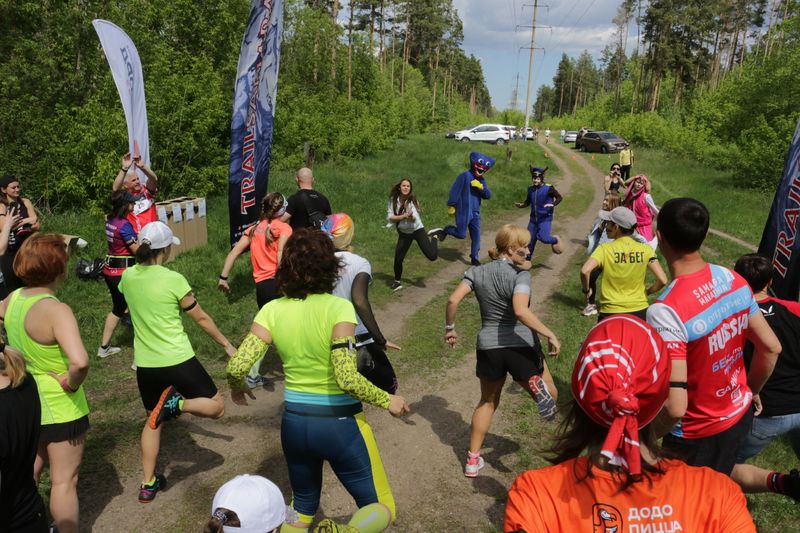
[487,247,501,260]
[203,508,241,533]
[0,345,28,388]
[134,241,160,263]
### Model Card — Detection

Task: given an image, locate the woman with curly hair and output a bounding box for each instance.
[387,178,442,292]
[227,228,410,532]
[218,192,292,388]
[623,175,659,250]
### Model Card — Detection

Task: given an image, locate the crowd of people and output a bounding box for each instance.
[1,138,799,533]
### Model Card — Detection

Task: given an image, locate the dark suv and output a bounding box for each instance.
[576,131,627,153]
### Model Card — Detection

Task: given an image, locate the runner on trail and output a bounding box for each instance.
[604,163,624,195]
[118,221,236,503]
[443,151,494,266]
[226,228,410,532]
[514,166,564,260]
[112,152,159,233]
[218,192,291,388]
[98,191,138,359]
[326,213,400,394]
[0,234,89,533]
[445,224,561,477]
[386,178,443,292]
[0,174,40,297]
[543,128,551,144]
[581,193,620,316]
[504,315,756,533]
[0,341,49,532]
[623,175,659,250]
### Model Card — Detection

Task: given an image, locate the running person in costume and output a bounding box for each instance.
[326,213,400,394]
[226,228,410,532]
[623,175,659,250]
[443,152,494,266]
[98,191,138,359]
[514,166,564,260]
[445,225,561,477]
[0,174,40,297]
[504,316,756,533]
[386,178,442,292]
[219,192,291,388]
[0,234,89,533]
[118,222,236,503]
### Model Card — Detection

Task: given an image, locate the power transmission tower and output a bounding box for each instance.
[521,1,544,137]
[510,73,520,111]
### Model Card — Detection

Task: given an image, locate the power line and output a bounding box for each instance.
[573,0,598,28]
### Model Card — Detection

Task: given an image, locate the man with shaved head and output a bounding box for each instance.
[112,152,159,232]
[281,167,332,230]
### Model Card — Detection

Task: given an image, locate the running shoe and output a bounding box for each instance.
[245,375,268,389]
[464,455,485,477]
[427,227,447,242]
[529,375,557,421]
[148,386,183,429]
[471,258,481,266]
[784,469,800,502]
[313,519,360,533]
[97,345,121,358]
[138,473,167,503]
[390,280,403,292]
[581,303,598,316]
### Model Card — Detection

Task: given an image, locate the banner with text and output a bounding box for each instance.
[758,116,800,301]
[228,0,283,246]
[93,20,151,184]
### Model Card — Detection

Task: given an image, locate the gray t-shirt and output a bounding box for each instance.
[332,251,371,337]
[463,259,536,350]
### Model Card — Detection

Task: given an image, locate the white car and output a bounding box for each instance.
[454,124,510,144]
[563,130,578,143]
[522,127,536,140]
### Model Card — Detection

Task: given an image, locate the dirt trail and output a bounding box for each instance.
[87,141,605,532]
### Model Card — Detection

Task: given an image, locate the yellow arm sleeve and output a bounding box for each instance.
[331,336,390,409]
[226,332,270,391]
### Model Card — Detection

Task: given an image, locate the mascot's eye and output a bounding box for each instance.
[478,159,484,164]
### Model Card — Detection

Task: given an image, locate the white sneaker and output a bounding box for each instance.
[464,455,485,477]
[76,238,88,249]
[581,303,598,316]
[131,362,137,371]
[97,345,121,358]
[245,375,268,389]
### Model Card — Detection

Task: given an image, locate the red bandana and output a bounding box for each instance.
[571,315,670,475]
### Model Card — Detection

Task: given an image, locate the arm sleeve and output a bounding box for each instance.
[351,272,386,346]
[170,273,193,305]
[589,245,606,268]
[462,267,476,289]
[719,477,757,533]
[285,195,298,216]
[514,271,532,296]
[647,302,688,361]
[331,336,391,408]
[323,197,332,216]
[549,186,563,206]
[503,473,547,533]
[522,187,532,207]
[226,332,270,390]
[120,221,137,245]
[779,298,800,319]
[645,194,659,214]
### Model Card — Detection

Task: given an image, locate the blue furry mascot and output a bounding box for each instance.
[514,165,564,259]
[443,151,494,265]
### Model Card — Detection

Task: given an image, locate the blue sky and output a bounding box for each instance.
[453,0,637,111]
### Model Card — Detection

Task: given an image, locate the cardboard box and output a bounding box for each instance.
[155,200,186,261]
[155,197,207,260]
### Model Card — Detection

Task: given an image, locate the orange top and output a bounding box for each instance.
[244,219,292,282]
[504,457,755,533]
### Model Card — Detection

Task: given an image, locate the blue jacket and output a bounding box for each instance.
[448,170,491,231]
[523,184,561,222]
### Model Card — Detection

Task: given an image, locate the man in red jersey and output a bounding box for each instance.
[112,152,159,232]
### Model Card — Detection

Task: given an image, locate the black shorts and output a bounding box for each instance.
[597,309,648,322]
[104,274,128,317]
[661,406,754,475]
[476,345,544,382]
[136,357,218,411]
[255,278,279,309]
[39,415,90,444]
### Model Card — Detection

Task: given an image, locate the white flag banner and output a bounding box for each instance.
[92,19,151,184]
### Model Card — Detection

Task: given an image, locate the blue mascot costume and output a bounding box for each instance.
[443,151,494,265]
[514,165,564,259]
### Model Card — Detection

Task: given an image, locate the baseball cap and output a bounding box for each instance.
[111,191,137,211]
[572,315,670,475]
[322,213,354,250]
[598,206,637,230]
[138,221,180,249]
[211,475,286,533]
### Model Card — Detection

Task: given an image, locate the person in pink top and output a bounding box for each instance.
[623,175,659,249]
[218,192,292,388]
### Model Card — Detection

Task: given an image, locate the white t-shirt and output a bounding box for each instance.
[332,251,372,338]
[387,198,424,233]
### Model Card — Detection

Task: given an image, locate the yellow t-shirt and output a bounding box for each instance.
[619,148,632,166]
[590,236,656,313]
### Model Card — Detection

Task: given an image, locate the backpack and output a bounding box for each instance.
[75,257,105,281]
[299,190,327,230]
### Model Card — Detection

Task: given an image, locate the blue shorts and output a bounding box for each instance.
[281,406,395,523]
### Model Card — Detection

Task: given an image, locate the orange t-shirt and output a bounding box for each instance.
[244,219,292,282]
[504,457,755,533]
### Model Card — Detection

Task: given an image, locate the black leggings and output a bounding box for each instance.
[255,278,279,309]
[394,228,438,280]
[588,268,602,304]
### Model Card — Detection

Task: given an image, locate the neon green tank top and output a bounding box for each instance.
[5,289,89,425]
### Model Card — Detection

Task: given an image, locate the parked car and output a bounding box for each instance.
[454,124,511,144]
[576,131,627,153]
[522,127,536,140]
[444,131,456,139]
[502,125,517,140]
[563,130,578,143]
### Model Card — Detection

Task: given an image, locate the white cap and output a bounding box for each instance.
[211,475,286,533]
[138,221,180,249]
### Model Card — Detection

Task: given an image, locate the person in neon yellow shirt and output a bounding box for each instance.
[580,207,667,321]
